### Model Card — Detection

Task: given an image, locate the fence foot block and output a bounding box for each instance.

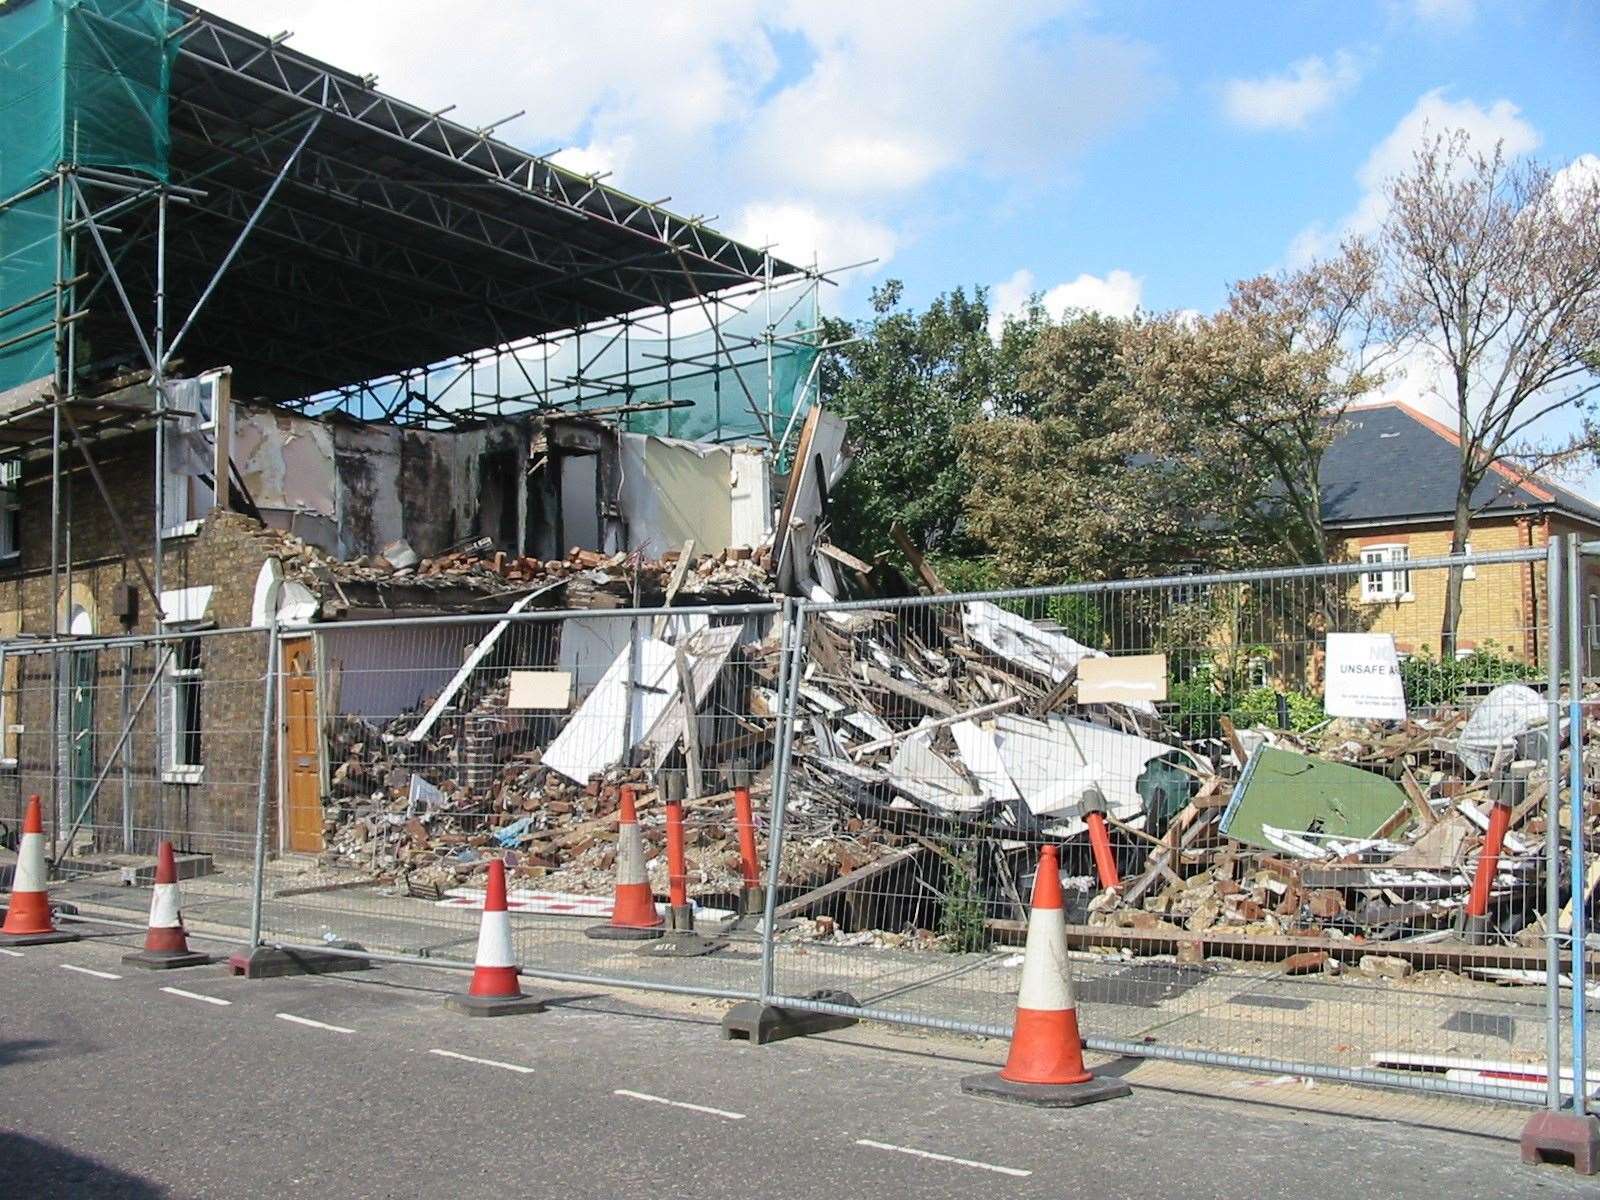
[960,1071,1132,1109]
[443,993,548,1017]
[636,932,727,958]
[122,949,213,971]
[1521,1111,1600,1175]
[0,928,80,947]
[226,943,374,979]
[720,990,859,1044]
[585,924,665,941]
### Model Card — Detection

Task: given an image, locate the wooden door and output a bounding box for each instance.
[281,637,323,854]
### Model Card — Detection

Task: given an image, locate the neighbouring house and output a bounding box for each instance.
[1321,400,1600,669]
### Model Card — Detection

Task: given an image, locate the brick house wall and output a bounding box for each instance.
[1,429,282,860]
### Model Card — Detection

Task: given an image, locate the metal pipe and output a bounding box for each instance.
[759,597,806,1003]
[49,646,173,867]
[1547,534,1566,1113]
[248,622,281,948]
[162,114,323,369]
[263,940,759,1002]
[762,992,1554,1107]
[276,600,781,636]
[1568,535,1589,1115]
[812,547,1552,614]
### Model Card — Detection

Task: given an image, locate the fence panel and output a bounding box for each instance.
[2,627,270,942]
[763,549,1578,1104]
[252,603,781,999]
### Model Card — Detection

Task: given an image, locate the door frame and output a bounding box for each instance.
[277,634,325,855]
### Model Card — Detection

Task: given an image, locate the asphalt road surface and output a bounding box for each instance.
[1,926,1593,1200]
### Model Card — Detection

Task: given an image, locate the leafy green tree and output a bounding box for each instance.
[820,281,1043,557]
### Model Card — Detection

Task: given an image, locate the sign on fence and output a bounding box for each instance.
[1324,632,1406,720]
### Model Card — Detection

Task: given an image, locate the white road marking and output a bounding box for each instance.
[613,1089,745,1120]
[428,1048,535,1075]
[59,963,121,980]
[275,1012,354,1034]
[0,948,24,957]
[854,1139,1031,1178]
[161,987,231,1007]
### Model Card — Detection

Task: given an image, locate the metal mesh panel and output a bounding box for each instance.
[3,627,269,938]
[764,551,1577,1105]
[254,605,781,997]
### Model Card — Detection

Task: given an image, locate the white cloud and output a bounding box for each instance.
[197,2,1166,313]
[1549,153,1600,216]
[1221,51,1363,131]
[1289,89,1541,264]
[733,201,899,277]
[1410,0,1476,28]
[987,267,1143,336]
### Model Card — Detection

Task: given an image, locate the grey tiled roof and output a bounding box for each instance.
[1320,404,1600,528]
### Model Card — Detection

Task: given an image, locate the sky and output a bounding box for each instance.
[203,0,1600,474]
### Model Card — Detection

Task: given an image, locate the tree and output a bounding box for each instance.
[1124,241,1389,565]
[961,311,1273,583]
[819,281,1043,558]
[1378,133,1600,653]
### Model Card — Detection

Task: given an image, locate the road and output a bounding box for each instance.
[0,925,1591,1200]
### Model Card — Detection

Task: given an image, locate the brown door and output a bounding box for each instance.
[281,637,323,854]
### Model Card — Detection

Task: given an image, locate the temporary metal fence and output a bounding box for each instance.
[1,624,271,941]
[6,542,1595,1114]
[252,601,781,1002]
[764,543,1589,1110]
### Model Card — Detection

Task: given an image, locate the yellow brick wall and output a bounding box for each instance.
[1335,518,1542,662]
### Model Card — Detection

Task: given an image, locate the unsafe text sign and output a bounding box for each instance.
[1324,633,1406,721]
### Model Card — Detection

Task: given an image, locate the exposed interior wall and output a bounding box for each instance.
[232,404,529,561]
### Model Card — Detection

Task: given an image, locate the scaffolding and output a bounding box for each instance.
[0,0,831,842]
[0,0,824,630]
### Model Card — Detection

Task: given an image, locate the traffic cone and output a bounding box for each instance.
[445,858,545,1016]
[123,841,210,969]
[961,844,1130,1107]
[0,796,78,947]
[586,785,664,941]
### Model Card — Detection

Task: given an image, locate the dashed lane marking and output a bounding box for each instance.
[275,1012,355,1034]
[0,948,24,957]
[613,1089,745,1120]
[854,1139,1031,1178]
[161,987,231,1006]
[428,1048,536,1075]
[59,963,121,980]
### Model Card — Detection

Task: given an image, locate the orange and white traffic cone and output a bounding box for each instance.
[1,796,78,947]
[586,784,664,941]
[961,843,1130,1107]
[445,858,545,1016]
[123,841,210,969]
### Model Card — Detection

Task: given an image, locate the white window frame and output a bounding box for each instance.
[160,374,219,540]
[161,634,204,784]
[0,457,18,561]
[1246,655,1269,689]
[1589,594,1599,651]
[1360,544,1412,602]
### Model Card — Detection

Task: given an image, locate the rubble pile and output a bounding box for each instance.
[315,557,1581,961]
[247,520,778,615]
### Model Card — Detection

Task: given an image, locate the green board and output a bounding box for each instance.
[1220,745,1408,852]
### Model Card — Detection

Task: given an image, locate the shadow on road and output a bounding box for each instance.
[0,1131,167,1199]
[0,1038,53,1067]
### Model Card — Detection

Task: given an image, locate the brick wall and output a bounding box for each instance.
[1335,517,1545,662]
[1,440,284,860]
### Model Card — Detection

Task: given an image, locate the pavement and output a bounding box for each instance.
[2,925,1597,1200]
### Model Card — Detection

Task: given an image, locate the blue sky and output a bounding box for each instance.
[209,1,1599,466]
[208,1,1598,317]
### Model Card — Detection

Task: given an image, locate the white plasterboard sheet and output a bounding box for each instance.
[507,670,573,710]
[989,715,1175,827]
[542,624,741,784]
